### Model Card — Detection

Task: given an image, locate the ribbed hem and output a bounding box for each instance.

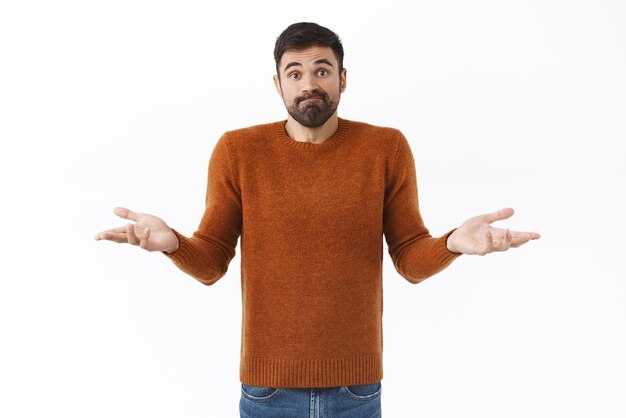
[273,117,350,150]
[240,353,383,388]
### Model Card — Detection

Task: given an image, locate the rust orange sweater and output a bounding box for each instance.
[165,118,460,388]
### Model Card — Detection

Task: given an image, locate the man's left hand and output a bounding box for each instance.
[446,207,540,255]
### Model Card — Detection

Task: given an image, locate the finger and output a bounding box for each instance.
[488,228,511,252]
[484,207,515,224]
[481,229,494,255]
[139,227,151,250]
[509,231,541,248]
[114,207,140,222]
[95,226,129,239]
[510,231,540,240]
[502,229,512,251]
[94,232,130,243]
[126,223,139,245]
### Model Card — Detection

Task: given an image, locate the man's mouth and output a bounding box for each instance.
[299,96,324,106]
[302,97,322,103]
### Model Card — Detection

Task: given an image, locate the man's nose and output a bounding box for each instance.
[300,73,320,93]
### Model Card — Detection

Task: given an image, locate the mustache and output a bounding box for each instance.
[295,90,328,105]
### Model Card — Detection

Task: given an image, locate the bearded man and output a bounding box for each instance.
[96,22,540,418]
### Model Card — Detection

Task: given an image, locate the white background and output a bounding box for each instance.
[1,0,624,417]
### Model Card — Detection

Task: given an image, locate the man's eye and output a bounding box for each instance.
[317,69,328,76]
[289,73,300,79]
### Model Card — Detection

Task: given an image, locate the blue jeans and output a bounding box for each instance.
[239,382,382,417]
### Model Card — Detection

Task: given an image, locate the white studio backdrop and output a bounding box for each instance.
[1,0,624,417]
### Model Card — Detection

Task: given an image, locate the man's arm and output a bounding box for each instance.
[95,134,243,286]
[383,133,540,284]
[383,132,461,284]
[163,134,242,285]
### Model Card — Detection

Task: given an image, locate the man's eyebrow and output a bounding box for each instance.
[283,59,335,72]
[283,62,301,72]
[314,59,334,68]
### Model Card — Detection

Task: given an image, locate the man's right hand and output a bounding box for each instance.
[95,207,179,253]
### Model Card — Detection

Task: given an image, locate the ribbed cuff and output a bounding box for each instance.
[161,229,190,264]
[438,228,463,264]
[161,229,226,285]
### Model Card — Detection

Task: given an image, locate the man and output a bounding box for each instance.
[95,22,540,418]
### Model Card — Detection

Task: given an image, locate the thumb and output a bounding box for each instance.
[484,207,514,224]
[113,207,139,222]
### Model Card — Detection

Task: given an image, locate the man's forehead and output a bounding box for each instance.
[280,46,338,69]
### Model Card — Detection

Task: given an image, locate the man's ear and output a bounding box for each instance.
[340,68,347,93]
[273,74,282,96]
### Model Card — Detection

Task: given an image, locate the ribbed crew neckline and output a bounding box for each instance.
[274,117,349,150]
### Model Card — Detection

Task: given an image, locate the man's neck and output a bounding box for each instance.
[284,114,339,144]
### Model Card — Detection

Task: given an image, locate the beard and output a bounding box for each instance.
[285,89,340,128]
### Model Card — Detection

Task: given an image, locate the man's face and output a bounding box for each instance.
[274,46,347,128]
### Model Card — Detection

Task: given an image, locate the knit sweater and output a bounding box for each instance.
[165,118,461,388]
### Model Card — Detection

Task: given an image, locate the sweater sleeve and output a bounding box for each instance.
[164,133,242,285]
[383,131,461,284]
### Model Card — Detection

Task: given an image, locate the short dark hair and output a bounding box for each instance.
[274,22,344,75]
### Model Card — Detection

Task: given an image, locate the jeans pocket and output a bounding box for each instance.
[241,384,280,402]
[342,381,382,400]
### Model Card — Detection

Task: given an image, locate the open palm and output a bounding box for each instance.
[447,208,540,256]
[95,207,179,253]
